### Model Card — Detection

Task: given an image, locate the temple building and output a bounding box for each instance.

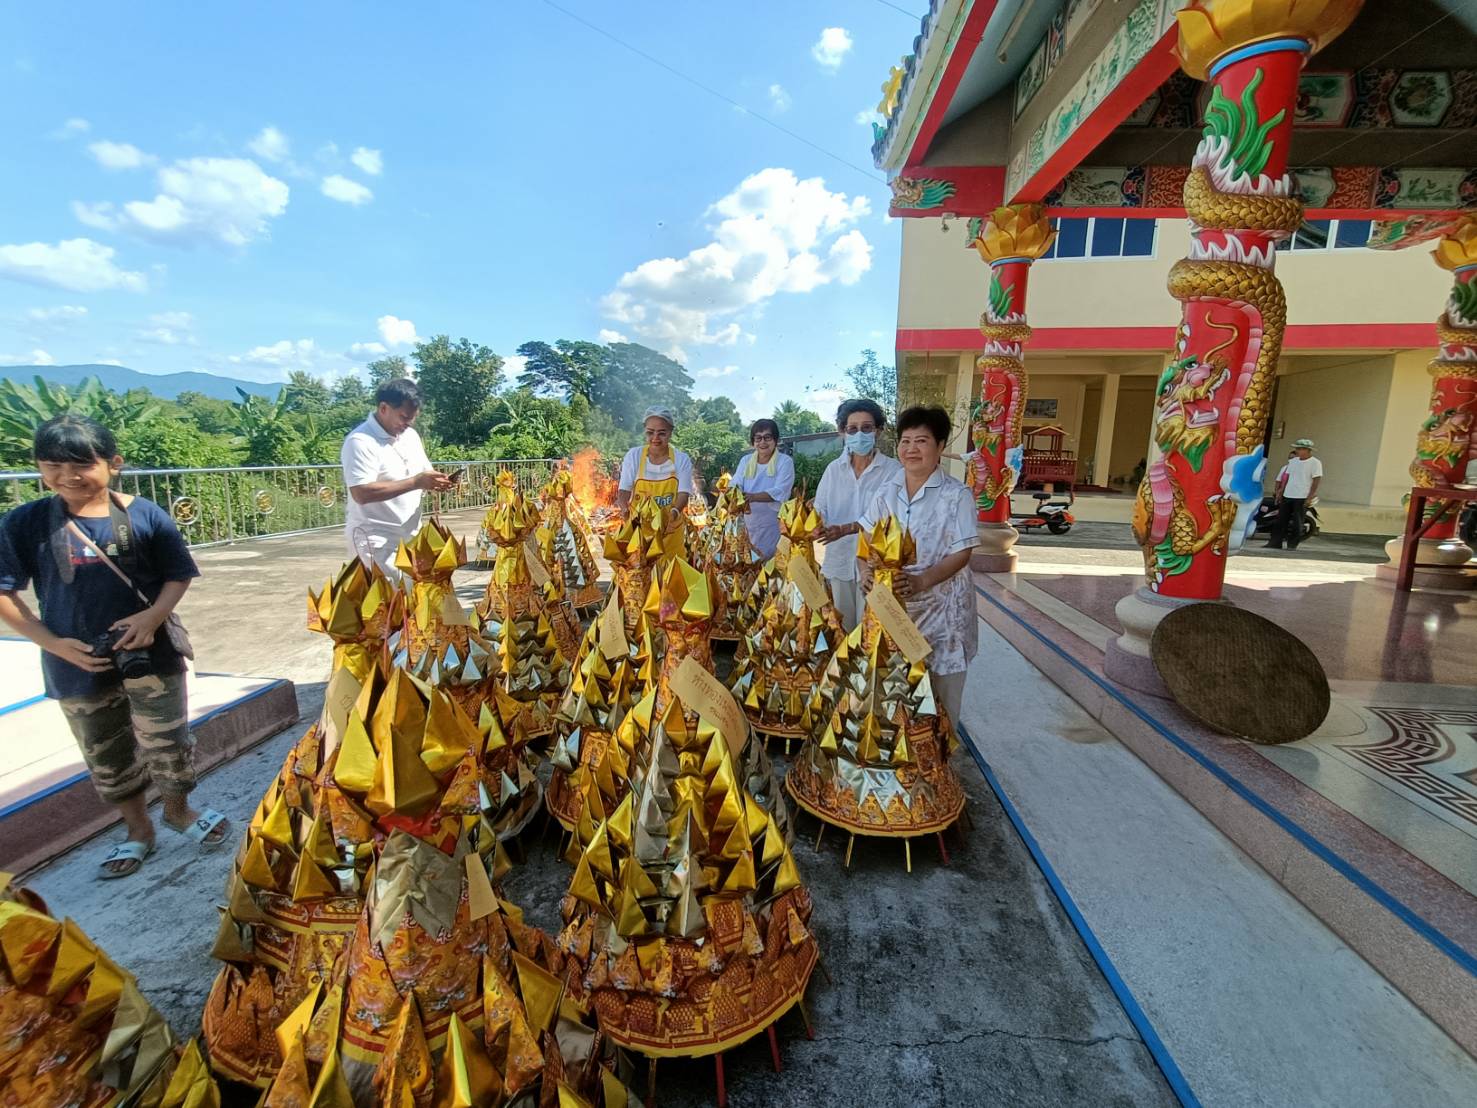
[878,0,1475,539]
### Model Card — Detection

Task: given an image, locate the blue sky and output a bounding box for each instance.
[0,2,918,419]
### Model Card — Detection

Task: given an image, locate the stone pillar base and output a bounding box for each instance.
[972,521,1019,574]
[1377,536,1477,591]
[1104,587,1227,697]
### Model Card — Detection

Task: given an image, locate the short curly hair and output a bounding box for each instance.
[896,405,951,443]
[835,398,886,431]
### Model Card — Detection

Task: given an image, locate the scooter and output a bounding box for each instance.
[1016,490,1076,535]
[1252,495,1320,542]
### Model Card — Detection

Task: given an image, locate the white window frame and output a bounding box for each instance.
[1042,216,1158,262]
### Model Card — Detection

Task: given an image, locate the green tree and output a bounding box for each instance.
[771,400,828,438]
[116,416,235,469]
[0,375,161,467]
[412,335,504,446]
[689,396,744,432]
[282,370,331,414]
[484,387,582,459]
[233,388,305,466]
[594,343,694,432]
[846,349,899,425]
[176,391,239,435]
[673,420,746,482]
[366,355,409,389]
[331,376,371,406]
[515,340,608,403]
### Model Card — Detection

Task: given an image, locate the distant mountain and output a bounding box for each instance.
[0,363,282,402]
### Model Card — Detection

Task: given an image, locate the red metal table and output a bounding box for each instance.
[1395,484,1477,591]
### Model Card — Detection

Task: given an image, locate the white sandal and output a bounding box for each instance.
[167,808,231,848]
[98,839,154,880]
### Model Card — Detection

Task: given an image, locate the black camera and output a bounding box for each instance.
[90,627,153,679]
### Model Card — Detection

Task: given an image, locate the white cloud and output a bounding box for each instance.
[224,337,359,383]
[87,140,154,170]
[230,338,319,367]
[52,117,90,139]
[350,147,383,175]
[24,305,88,324]
[503,354,528,381]
[97,358,125,366]
[695,364,739,379]
[768,84,792,113]
[0,238,147,292]
[802,385,847,422]
[138,311,196,345]
[74,157,290,248]
[597,329,628,344]
[0,349,56,366]
[855,108,881,126]
[321,174,373,205]
[377,314,419,348]
[812,27,852,70]
[247,126,290,162]
[601,167,872,358]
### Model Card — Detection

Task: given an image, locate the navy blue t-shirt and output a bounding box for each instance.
[0,495,200,699]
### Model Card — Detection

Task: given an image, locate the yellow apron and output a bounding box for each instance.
[632,447,686,560]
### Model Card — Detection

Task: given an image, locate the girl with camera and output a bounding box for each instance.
[0,415,229,878]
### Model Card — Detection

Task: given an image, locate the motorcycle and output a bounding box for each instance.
[1252,495,1320,542]
[1016,490,1076,535]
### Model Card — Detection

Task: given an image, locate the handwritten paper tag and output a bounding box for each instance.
[671,656,748,757]
[320,665,364,753]
[597,594,629,660]
[867,585,933,664]
[786,554,830,613]
[440,592,472,627]
[465,851,499,921]
[523,538,552,587]
[776,536,792,560]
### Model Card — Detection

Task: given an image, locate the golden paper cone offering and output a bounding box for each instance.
[696,483,764,642]
[541,470,605,613]
[308,559,404,684]
[785,517,966,839]
[554,695,818,1058]
[201,666,531,1088]
[546,586,657,834]
[393,519,469,663]
[473,469,522,564]
[602,501,672,637]
[730,497,845,741]
[250,867,634,1107]
[473,482,573,743]
[0,876,222,1107]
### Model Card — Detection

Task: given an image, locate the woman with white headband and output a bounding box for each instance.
[731,418,794,560]
[616,405,695,556]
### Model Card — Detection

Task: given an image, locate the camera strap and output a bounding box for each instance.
[61,519,154,609]
[48,491,140,583]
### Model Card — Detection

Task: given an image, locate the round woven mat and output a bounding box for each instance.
[1150,603,1329,744]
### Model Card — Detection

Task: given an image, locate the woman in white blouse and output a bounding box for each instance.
[732,418,795,560]
[859,406,980,730]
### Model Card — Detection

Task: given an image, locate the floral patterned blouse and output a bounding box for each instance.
[859,467,980,676]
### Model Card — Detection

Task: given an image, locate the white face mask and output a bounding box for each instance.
[845,430,876,456]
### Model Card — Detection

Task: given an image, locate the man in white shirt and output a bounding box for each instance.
[341,378,452,578]
[1267,437,1322,550]
[813,398,902,631]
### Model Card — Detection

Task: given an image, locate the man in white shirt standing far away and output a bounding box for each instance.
[341,378,452,578]
[1266,437,1322,551]
[813,398,902,632]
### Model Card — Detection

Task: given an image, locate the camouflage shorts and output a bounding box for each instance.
[59,672,195,804]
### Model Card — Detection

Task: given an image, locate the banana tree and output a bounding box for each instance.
[0,375,160,467]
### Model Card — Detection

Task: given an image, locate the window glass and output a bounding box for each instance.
[1090,218,1125,256]
[1291,219,1331,250]
[1122,219,1156,256]
[1053,218,1089,258]
[1335,219,1372,249]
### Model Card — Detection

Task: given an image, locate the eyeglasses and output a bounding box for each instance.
[752,433,776,442]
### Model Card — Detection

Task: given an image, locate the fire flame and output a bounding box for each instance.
[570,446,620,530]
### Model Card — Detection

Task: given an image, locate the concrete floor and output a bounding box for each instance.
[15,516,1177,1108]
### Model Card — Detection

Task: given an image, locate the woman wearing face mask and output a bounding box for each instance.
[858,405,979,729]
[812,399,901,631]
[731,419,795,560]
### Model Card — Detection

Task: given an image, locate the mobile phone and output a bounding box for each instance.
[448,468,466,484]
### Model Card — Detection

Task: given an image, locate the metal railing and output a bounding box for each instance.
[0,459,561,547]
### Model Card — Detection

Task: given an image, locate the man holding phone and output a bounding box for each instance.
[341,377,451,579]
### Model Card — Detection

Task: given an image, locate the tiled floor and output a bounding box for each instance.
[991,559,1477,917]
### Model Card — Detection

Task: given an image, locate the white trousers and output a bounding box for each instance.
[825,575,866,633]
[345,525,405,582]
[931,669,967,734]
